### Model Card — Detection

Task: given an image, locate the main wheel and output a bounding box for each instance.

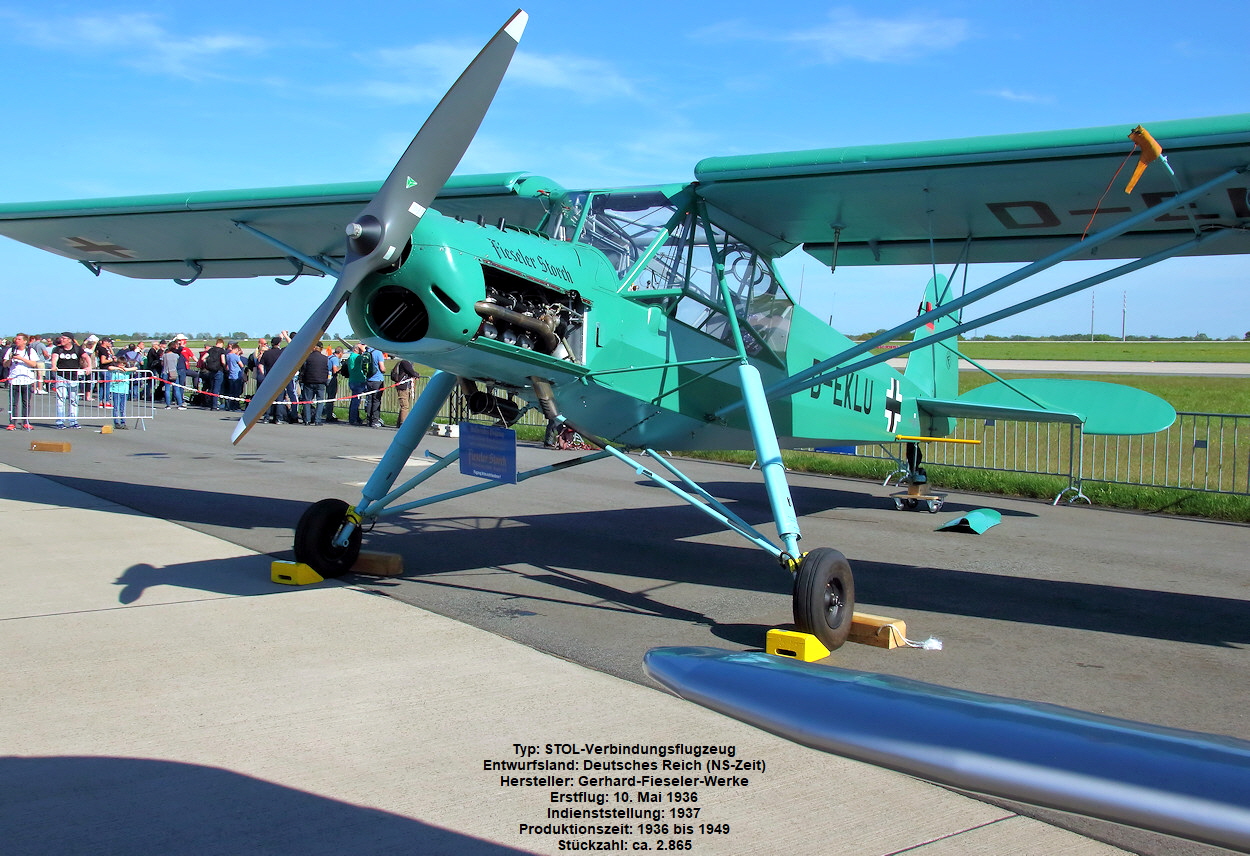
[294,498,362,578]
[792,548,855,651]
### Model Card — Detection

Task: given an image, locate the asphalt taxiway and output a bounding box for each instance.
[1,408,1246,855]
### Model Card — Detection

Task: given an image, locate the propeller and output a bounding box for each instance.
[232,9,528,444]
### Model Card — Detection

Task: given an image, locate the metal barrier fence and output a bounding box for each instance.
[234,374,550,428]
[4,370,158,429]
[1,371,543,427]
[852,412,1250,499]
[15,367,1239,498]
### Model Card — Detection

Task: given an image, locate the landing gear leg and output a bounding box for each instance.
[294,370,459,574]
[735,363,856,651]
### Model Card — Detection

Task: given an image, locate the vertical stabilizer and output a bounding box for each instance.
[904,275,960,434]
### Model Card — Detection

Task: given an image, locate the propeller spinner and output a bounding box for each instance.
[232,9,528,444]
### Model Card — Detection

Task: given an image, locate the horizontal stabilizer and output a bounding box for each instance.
[918,379,1176,435]
[915,396,1082,426]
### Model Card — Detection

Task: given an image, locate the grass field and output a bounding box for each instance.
[940,340,1247,362]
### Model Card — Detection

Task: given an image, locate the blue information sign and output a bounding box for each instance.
[458,422,517,483]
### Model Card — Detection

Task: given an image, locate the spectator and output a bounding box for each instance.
[145,340,166,402]
[258,335,294,424]
[50,332,86,429]
[123,342,143,400]
[251,339,268,389]
[3,333,38,429]
[104,348,135,429]
[95,338,120,410]
[161,341,186,409]
[391,358,420,427]
[30,335,51,394]
[82,335,100,401]
[346,343,366,426]
[363,343,386,428]
[225,342,245,411]
[175,335,194,399]
[299,342,330,426]
[204,337,227,411]
[324,346,343,423]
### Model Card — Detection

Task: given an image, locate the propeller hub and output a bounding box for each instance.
[346,215,384,256]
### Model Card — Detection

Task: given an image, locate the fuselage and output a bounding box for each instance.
[345,186,937,451]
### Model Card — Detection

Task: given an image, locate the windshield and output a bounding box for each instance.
[570,189,795,361]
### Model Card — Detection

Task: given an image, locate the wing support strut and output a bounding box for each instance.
[335,370,612,544]
[717,163,1248,418]
[755,226,1237,409]
[602,447,787,562]
[231,220,343,277]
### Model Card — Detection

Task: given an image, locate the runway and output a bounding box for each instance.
[2,408,1246,855]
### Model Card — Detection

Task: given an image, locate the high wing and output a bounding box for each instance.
[0,173,564,281]
[694,113,1250,264]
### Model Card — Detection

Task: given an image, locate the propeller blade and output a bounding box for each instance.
[231,283,353,444]
[231,9,528,444]
[341,9,527,275]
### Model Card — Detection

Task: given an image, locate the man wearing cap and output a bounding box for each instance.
[50,332,86,429]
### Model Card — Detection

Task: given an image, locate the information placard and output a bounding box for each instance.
[459,422,518,483]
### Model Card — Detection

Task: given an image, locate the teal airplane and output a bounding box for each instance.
[1,10,1246,650]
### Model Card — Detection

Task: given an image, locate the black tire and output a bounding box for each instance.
[294,498,362,578]
[792,548,855,651]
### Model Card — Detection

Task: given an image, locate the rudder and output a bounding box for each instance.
[904,275,960,435]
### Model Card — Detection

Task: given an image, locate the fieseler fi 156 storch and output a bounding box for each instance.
[2,10,1246,651]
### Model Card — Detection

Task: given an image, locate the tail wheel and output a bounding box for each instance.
[294,498,362,578]
[792,548,855,651]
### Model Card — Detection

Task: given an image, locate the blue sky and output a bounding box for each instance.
[0,1,1246,339]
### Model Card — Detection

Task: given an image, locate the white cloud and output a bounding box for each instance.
[982,88,1055,105]
[3,11,267,79]
[788,8,971,62]
[699,7,971,63]
[348,42,642,105]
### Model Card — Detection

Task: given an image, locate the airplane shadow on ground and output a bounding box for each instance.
[112,556,318,605]
[32,474,1249,649]
[0,756,526,856]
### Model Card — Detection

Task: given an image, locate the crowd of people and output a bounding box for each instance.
[1,332,423,431]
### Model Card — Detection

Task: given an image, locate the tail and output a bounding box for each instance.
[904,274,960,399]
[904,275,960,436]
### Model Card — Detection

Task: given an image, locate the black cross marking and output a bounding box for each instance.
[66,236,135,258]
[885,379,903,432]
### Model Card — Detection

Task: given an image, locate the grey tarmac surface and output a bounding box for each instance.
[1,408,1247,855]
